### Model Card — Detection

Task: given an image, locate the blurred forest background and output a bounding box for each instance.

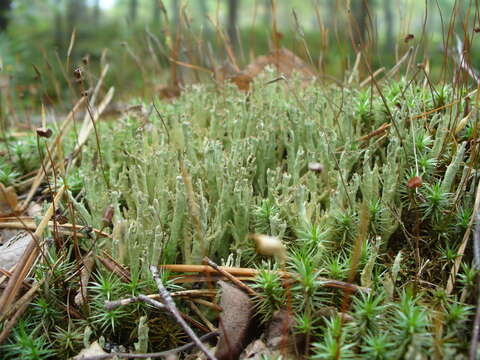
[0,0,478,110]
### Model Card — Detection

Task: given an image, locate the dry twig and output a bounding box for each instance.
[0,218,110,238]
[104,289,216,310]
[469,212,480,359]
[150,265,217,360]
[74,252,95,306]
[160,264,369,293]
[0,187,65,317]
[203,256,257,296]
[447,178,480,294]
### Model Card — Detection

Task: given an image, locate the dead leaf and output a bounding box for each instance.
[36,127,53,138]
[404,34,415,43]
[0,184,18,216]
[215,281,253,360]
[26,202,43,217]
[240,340,272,360]
[407,176,423,189]
[74,252,95,306]
[238,309,299,359]
[263,309,300,355]
[73,341,107,359]
[230,48,316,91]
[0,231,32,270]
[158,84,181,100]
[98,250,131,283]
[229,74,252,91]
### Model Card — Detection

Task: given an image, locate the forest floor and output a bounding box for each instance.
[0,46,480,359]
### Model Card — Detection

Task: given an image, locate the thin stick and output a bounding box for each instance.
[447,178,480,294]
[170,274,255,284]
[74,252,95,307]
[474,212,480,270]
[455,35,480,84]
[105,289,216,310]
[384,46,414,80]
[360,67,385,87]
[76,332,219,360]
[160,264,369,293]
[0,299,30,344]
[0,277,45,323]
[0,220,110,238]
[356,122,390,143]
[150,265,217,360]
[203,256,257,296]
[105,294,213,332]
[470,275,480,360]
[138,294,166,309]
[97,254,131,283]
[180,310,211,333]
[0,267,30,290]
[469,211,480,359]
[190,298,222,312]
[0,187,65,315]
[188,300,217,332]
[347,52,362,84]
[160,264,260,276]
[19,98,85,212]
[0,265,16,288]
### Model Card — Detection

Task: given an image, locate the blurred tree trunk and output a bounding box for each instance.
[0,0,11,32]
[327,0,336,29]
[228,0,239,48]
[54,0,63,49]
[456,1,468,34]
[67,0,85,34]
[262,0,271,26]
[197,0,211,44]
[351,0,369,47]
[152,0,161,25]
[129,0,138,23]
[171,0,180,26]
[93,0,100,26]
[383,0,394,52]
[198,0,209,26]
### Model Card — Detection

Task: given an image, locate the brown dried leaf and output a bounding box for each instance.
[263,309,299,353]
[158,84,181,100]
[230,74,252,91]
[36,127,53,138]
[215,281,253,360]
[230,48,316,91]
[0,184,18,217]
[74,253,95,306]
[404,34,415,43]
[97,253,131,283]
[407,176,423,189]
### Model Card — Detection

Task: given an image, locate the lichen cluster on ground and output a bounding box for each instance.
[0,71,479,359]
